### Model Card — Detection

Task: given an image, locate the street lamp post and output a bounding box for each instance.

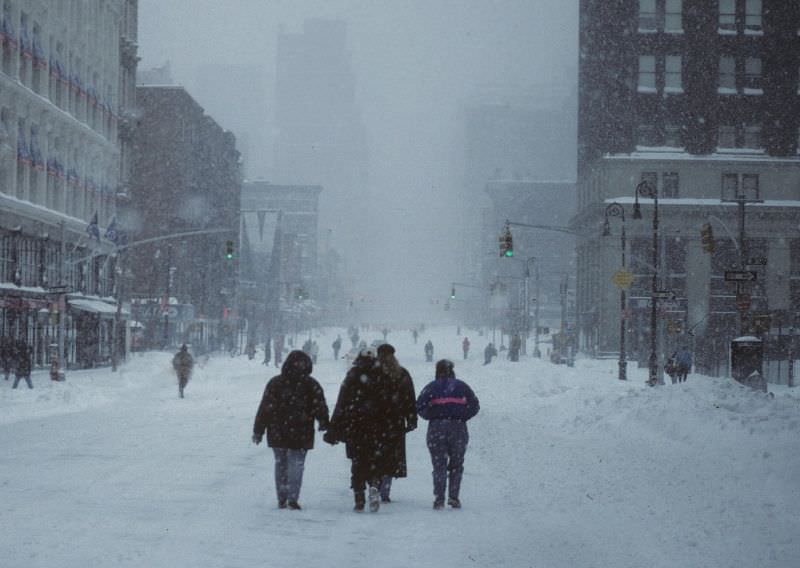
[525,257,541,358]
[604,202,627,380]
[633,180,660,386]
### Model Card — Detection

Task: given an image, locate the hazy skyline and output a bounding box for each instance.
[138,0,579,322]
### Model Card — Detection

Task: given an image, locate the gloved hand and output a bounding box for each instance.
[323,430,338,445]
[252,433,262,445]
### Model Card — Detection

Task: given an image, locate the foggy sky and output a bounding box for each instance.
[138,0,579,324]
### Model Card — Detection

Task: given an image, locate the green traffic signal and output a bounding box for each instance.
[225,240,235,260]
[505,248,513,257]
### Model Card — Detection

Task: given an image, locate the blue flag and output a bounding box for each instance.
[86,212,100,241]
[104,216,119,244]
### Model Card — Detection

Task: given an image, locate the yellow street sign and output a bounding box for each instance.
[612,270,634,289]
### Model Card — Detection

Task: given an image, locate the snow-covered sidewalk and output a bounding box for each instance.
[1,326,798,568]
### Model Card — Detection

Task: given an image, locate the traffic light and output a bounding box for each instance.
[225,240,235,260]
[499,226,514,257]
[450,286,456,299]
[700,223,715,253]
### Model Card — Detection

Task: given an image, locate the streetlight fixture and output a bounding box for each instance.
[525,257,541,358]
[633,179,660,386]
[604,202,627,380]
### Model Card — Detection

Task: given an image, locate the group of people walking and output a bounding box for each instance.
[2,337,33,389]
[252,343,480,512]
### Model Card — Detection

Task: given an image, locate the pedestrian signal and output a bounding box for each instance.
[225,240,235,260]
[450,286,456,299]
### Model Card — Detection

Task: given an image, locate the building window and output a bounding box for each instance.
[665,0,683,31]
[641,172,658,190]
[665,55,682,92]
[664,124,682,147]
[741,173,759,198]
[722,173,739,199]
[745,0,762,33]
[638,56,656,92]
[639,0,657,31]
[718,125,737,148]
[722,173,759,200]
[719,0,736,32]
[637,125,658,146]
[744,57,762,92]
[662,172,679,198]
[719,56,736,92]
[743,124,761,148]
[639,0,683,33]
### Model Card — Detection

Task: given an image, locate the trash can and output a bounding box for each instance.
[731,336,763,387]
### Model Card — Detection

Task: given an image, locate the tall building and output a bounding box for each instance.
[272,19,368,255]
[128,85,241,350]
[0,0,137,369]
[575,0,800,380]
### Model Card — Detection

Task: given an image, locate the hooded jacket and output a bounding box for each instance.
[416,372,480,422]
[253,350,330,450]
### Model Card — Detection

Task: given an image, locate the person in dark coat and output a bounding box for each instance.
[12,340,32,389]
[508,334,521,362]
[324,347,398,513]
[375,343,417,503]
[483,342,498,365]
[417,359,479,509]
[172,344,194,398]
[462,337,470,360]
[252,350,330,510]
[332,335,342,359]
[424,340,434,362]
[0,336,13,380]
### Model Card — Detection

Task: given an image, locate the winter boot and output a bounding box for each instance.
[353,491,366,512]
[368,486,380,512]
[448,497,461,509]
[433,498,445,510]
[287,500,302,510]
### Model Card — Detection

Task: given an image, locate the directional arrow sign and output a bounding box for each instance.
[724,270,758,282]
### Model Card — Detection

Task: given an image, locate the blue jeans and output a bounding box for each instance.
[426,419,468,501]
[272,448,307,503]
[12,375,33,389]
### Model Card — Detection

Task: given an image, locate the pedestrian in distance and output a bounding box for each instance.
[375,343,417,504]
[508,334,521,362]
[172,344,194,398]
[424,340,434,363]
[675,346,692,383]
[12,340,32,389]
[0,336,13,380]
[324,347,397,513]
[483,342,498,365]
[462,337,471,360]
[252,350,330,510]
[416,359,480,510]
[412,328,419,344]
[332,335,342,359]
[263,337,271,366]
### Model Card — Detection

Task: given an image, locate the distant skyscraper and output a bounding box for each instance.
[272,19,368,254]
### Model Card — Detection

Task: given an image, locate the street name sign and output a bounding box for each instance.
[724,270,758,282]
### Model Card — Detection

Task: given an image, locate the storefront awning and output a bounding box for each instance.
[69,298,128,317]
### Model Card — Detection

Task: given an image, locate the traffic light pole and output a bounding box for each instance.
[721,196,763,335]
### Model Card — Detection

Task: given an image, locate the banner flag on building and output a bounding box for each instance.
[104,217,119,244]
[86,212,100,241]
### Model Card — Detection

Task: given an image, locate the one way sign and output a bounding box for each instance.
[724,270,758,282]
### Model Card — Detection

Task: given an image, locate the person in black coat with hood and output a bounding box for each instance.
[324,347,403,512]
[252,350,330,510]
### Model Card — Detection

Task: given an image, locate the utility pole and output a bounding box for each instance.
[722,194,763,335]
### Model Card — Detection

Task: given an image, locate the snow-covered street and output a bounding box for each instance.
[2,326,799,568]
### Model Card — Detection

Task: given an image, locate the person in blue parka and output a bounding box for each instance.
[416,359,479,510]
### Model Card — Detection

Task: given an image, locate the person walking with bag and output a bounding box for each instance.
[417,359,479,509]
[252,350,330,510]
